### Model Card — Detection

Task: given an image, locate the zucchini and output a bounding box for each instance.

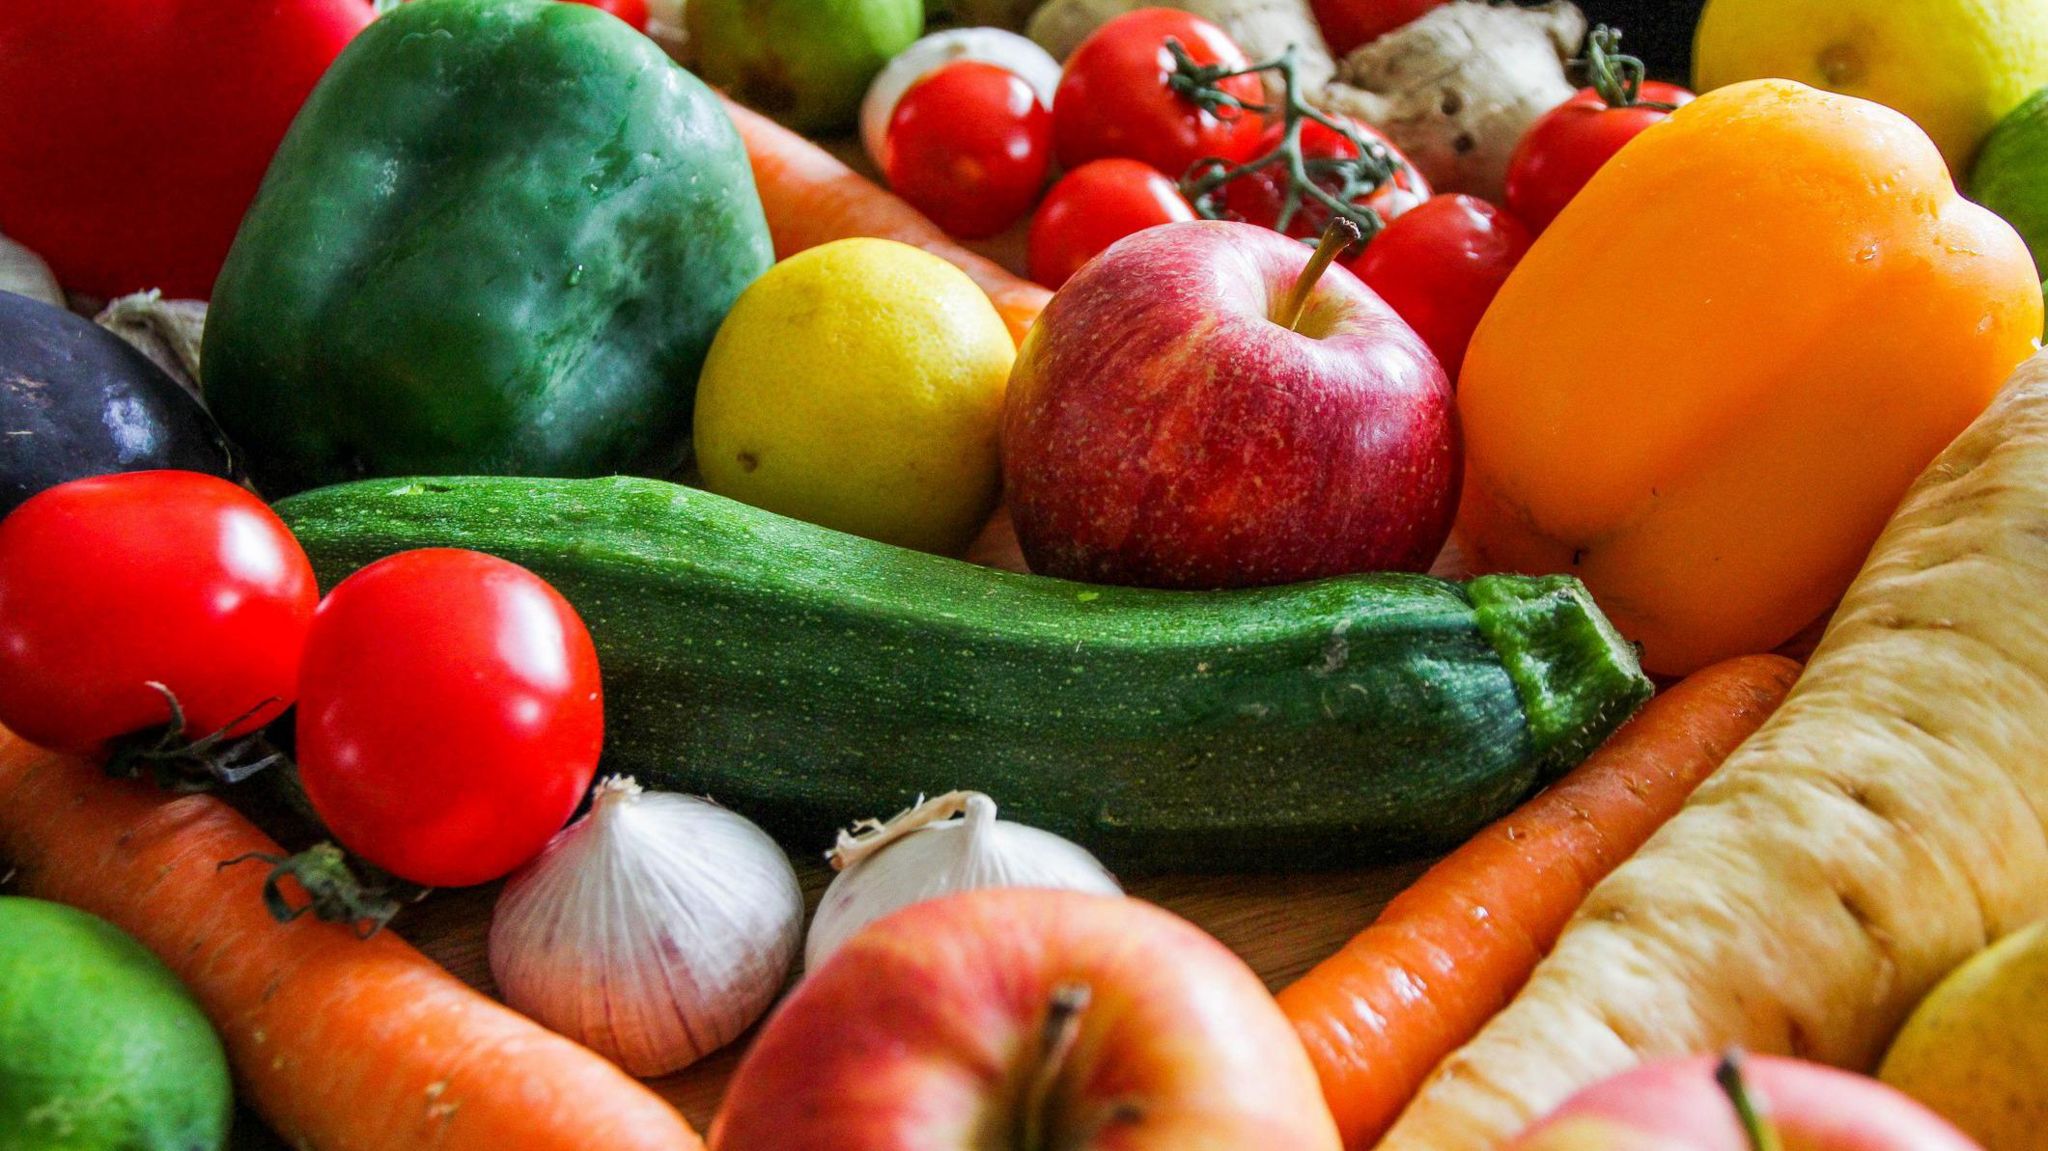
[275,476,1652,872]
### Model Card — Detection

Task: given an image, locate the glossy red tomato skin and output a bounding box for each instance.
[1350,193,1532,379]
[1310,0,1446,57]
[1504,81,1696,233]
[0,471,318,754]
[1027,158,1198,288]
[295,548,603,888]
[0,0,373,299]
[885,62,1053,240]
[1052,9,1266,178]
[1221,116,1430,238]
[567,0,649,29]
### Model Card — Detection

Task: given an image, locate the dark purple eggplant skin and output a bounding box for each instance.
[0,290,236,517]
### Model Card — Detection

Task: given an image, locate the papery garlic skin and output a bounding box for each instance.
[805,791,1119,971]
[490,777,803,1078]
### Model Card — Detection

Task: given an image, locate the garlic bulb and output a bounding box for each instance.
[489,777,803,1077]
[806,791,1120,970]
[0,230,62,309]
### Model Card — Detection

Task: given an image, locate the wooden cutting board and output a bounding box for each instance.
[228,858,1433,1146]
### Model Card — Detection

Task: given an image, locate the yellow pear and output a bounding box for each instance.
[1879,919,2048,1150]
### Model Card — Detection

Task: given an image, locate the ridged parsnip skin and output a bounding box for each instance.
[1375,351,2048,1151]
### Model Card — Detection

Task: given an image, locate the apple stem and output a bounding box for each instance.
[1019,982,1091,1151]
[1714,1050,1786,1151]
[1276,218,1360,334]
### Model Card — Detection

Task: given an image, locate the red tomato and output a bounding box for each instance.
[295,548,603,888]
[1052,8,1266,178]
[1349,194,1532,379]
[1505,80,1695,233]
[1028,158,1198,288]
[1309,0,1446,57]
[1220,116,1430,239]
[885,61,1053,240]
[0,471,317,754]
[566,0,649,29]
[0,0,373,299]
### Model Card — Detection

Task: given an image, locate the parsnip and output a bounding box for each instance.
[1027,0,1334,95]
[1375,349,2048,1151]
[1316,1,1584,200]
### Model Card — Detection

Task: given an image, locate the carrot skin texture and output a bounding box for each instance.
[1278,654,1800,1149]
[0,730,705,1151]
[721,95,1050,347]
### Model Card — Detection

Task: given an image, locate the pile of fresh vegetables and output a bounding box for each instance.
[5,0,2048,1149]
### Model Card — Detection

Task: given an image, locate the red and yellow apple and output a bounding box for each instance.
[1001,219,1457,589]
[1508,1053,1984,1150]
[709,887,1342,1150]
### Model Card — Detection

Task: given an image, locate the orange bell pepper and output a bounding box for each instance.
[1456,79,2042,675]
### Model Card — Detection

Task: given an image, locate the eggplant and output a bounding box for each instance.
[0,290,235,516]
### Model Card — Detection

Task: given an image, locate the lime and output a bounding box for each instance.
[1881,920,2048,1150]
[1696,0,2048,171]
[693,238,1013,555]
[1973,88,2048,277]
[0,897,231,1151]
[688,0,923,134]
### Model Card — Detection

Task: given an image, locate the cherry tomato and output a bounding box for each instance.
[566,0,650,30]
[1309,0,1446,57]
[1505,80,1694,233]
[1028,158,1198,288]
[0,471,317,754]
[885,61,1053,240]
[1052,9,1265,178]
[1221,115,1430,239]
[295,549,603,888]
[1349,194,1532,379]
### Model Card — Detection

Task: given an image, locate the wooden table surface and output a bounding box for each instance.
[229,857,1432,1145]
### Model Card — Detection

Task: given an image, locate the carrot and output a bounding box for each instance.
[722,95,1051,347]
[0,729,705,1151]
[1374,352,2048,1151]
[1278,654,1801,1150]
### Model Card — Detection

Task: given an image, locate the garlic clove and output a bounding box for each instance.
[490,777,804,1078]
[805,791,1120,971]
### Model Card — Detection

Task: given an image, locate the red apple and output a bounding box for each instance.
[1508,1053,1984,1150]
[709,888,1342,1151]
[1002,219,1456,588]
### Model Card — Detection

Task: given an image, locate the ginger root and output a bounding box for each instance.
[1316,1,1586,201]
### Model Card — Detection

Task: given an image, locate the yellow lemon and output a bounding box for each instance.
[1879,920,2048,1150]
[1695,0,2048,171]
[693,237,1013,555]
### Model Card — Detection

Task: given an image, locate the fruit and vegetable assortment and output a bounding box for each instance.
[5,0,2048,1149]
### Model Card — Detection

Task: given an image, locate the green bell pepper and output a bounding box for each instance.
[203,0,774,497]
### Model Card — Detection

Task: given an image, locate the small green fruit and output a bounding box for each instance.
[688,0,923,134]
[0,897,232,1151]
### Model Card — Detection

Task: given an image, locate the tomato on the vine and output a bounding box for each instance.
[1028,158,1198,288]
[1052,8,1266,178]
[885,61,1053,240]
[295,548,603,888]
[1221,115,1430,239]
[0,471,318,754]
[1309,0,1446,57]
[566,0,649,30]
[1350,193,1532,378]
[1504,30,1694,233]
